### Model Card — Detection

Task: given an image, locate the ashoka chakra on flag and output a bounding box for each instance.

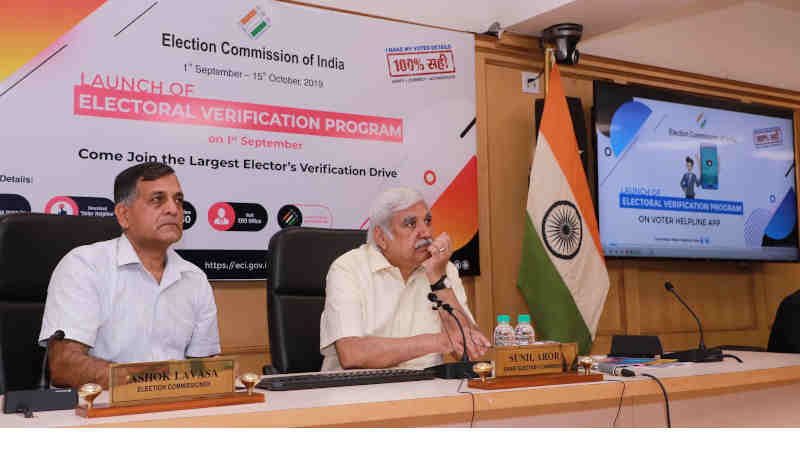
[542,200,582,260]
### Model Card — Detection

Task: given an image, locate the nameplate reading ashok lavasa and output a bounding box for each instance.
[108,357,237,404]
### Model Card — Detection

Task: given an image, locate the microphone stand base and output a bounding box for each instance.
[662,347,723,363]
[2,388,78,415]
[425,361,480,379]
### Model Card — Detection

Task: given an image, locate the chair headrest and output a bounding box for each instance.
[0,213,122,302]
[268,227,366,295]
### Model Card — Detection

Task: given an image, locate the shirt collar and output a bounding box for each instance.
[366,243,424,277]
[116,233,142,267]
[116,233,195,285]
[366,243,393,273]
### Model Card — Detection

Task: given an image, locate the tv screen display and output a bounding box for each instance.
[594,81,799,261]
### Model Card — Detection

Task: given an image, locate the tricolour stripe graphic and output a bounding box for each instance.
[518,64,609,354]
[239,6,269,39]
[240,9,257,24]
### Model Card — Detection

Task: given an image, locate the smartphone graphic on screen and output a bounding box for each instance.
[700,144,718,190]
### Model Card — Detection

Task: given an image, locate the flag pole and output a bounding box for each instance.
[543,47,554,96]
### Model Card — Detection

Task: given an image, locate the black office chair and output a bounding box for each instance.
[768,289,800,353]
[0,213,121,394]
[266,227,367,374]
[0,333,4,394]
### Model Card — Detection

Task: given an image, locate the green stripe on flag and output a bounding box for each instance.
[517,214,592,354]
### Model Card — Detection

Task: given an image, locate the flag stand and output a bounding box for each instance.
[517,46,610,356]
[543,47,554,96]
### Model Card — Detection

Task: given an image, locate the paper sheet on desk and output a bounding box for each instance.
[632,361,693,369]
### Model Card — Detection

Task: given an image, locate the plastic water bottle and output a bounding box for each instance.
[493,315,515,347]
[514,314,535,346]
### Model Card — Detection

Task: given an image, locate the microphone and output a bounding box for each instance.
[661,282,723,363]
[424,292,480,379]
[39,329,65,389]
[2,330,77,417]
[428,293,468,362]
[594,361,639,377]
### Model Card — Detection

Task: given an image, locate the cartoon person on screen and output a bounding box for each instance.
[680,156,701,199]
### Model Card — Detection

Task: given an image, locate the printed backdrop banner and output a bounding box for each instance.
[0,0,479,279]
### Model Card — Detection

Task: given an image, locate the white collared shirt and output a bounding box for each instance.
[319,243,474,371]
[38,233,220,363]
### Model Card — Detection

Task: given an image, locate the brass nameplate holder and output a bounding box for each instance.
[469,342,602,389]
[109,357,237,403]
[494,342,577,377]
[75,357,265,418]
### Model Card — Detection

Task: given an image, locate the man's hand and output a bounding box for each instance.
[49,338,110,389]
[433,288,491,360]
[466,323,491,358]
[441,312,491,360]
[421,232,452,283]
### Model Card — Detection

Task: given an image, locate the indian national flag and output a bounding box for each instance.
[517,64,609,354]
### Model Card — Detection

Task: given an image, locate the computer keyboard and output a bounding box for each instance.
[255,368,435,391]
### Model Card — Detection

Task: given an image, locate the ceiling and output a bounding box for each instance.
[297,0,800,92]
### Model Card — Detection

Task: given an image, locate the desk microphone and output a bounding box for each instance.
[661,282,723,363]
[594,359,641,377]
[595,364,633,377]
[427,293,468,362]
[424,293,479,379]
[2,330,77,417]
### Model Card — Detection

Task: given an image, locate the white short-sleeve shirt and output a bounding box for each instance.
[38,233,221,363]
[319,243,474,371]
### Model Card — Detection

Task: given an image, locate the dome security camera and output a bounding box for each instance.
[541,23,583,65]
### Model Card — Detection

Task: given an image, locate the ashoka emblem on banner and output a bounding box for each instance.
[541,200,582,260]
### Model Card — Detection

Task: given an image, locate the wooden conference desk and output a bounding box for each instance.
[2,351,800,427]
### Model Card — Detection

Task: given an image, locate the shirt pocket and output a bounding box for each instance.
[102,278,156,363]
[155,291,196,357]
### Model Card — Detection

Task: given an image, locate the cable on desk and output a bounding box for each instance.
[457,378,476,428]
[640,373,671,428]
[722,354,743,363]
[610,380,626,427]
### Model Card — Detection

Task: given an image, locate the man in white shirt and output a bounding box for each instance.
[38,162,220,389]
[320,187,489,370]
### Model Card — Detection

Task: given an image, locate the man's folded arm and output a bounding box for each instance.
[48,338,110,389]
[335,333,450,369]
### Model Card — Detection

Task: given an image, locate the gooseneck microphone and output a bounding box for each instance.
[2,330,77,417]
[428,293,468,362]
[39,329,65,389]
[424,293,479,379]
[665,282,707,350]
[661,282,723,363]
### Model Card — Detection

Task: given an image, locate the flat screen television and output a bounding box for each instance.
[594,80,799,261]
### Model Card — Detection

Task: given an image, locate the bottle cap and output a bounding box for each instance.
[518,314,531,323]
[497,314,510,323]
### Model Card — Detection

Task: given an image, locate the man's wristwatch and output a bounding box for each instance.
[430,274,450,291]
